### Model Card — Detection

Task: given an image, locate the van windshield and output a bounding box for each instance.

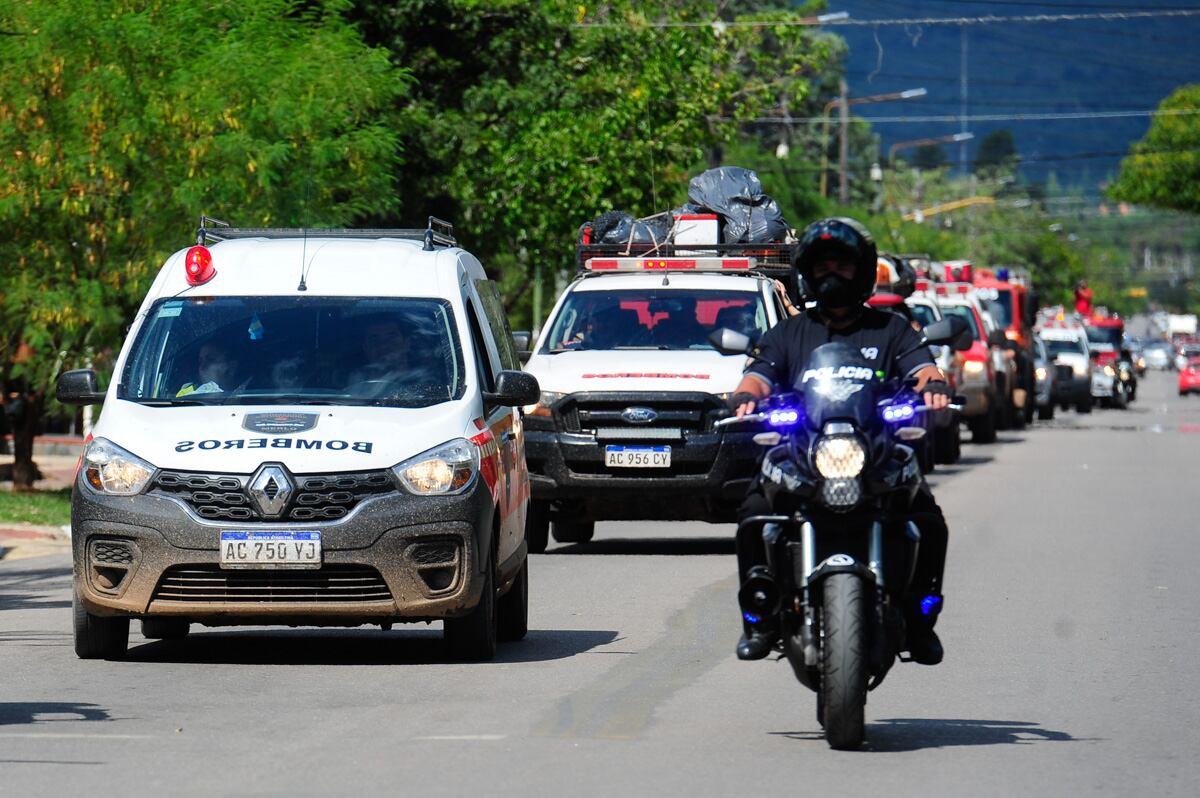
[542,289,768,352]
[1044,338,1085,357]
[939,305,981,341]
[119,297,465,407]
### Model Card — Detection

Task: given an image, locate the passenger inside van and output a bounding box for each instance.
[176,340,242,396]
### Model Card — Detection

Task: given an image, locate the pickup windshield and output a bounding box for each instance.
[542,288,768,352]
[119,296,465,407]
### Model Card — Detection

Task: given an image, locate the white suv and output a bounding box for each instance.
[58,219,539,661]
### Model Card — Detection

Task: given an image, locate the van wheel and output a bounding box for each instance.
[934,423,961,464]
[552,520,595,544]
[73,589,128,660]
[141,618,190,640]
[497,557,528,642]
[444,545,498,661]
[526,501,550,554]
[1076,396,1093,414]
[1037,402,1054,421]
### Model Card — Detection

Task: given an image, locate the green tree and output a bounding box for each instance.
[975,129,1016,172]
[910,144,947,171]
[1110,84,1200,214]
[349,1,842,324]
[0,0,406,488]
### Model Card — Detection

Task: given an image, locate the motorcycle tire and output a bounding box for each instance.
[934,423,961,464]
[1037,402,1054,421]
[1113,385,1128,410]
[970,406,998,444]
[820,573,868,750]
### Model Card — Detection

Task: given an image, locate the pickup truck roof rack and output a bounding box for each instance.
[196,215,457,251]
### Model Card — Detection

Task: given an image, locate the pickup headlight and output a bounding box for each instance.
[813,435,866,479]
[1072,363,1088,377]
[1035,366,1048,381]
[83,438,155,495]
[522,390,563,417]
[393,439,479,495]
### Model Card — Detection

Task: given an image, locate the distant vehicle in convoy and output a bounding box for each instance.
[1032,336,1066,421]
[1142,340,1174,371]
[932,282,1011,441]
[1084,315,1131,408]
[1038,319,1093,414]
[903,290,965,464]
[57,219,540,661]
[518,243,793,551]
[1179,357,1200,396]
[972,267,1038,425]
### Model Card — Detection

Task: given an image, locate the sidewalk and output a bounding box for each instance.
[0,523,70,561]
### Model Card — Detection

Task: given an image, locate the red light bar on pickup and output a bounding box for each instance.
[585,257,754,272]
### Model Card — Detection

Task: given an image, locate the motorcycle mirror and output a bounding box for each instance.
[709,327,752,356]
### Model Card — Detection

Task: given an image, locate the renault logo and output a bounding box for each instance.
[249,465,293,517]
[621,406,658,424]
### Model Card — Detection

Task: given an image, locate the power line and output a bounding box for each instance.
[740,108,1200,124]
[576,9,1200,29]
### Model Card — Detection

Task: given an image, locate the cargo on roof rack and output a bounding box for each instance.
[196,215,457,251]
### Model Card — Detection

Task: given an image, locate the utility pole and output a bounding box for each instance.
[838,78,850,205]
[959,27,969,175]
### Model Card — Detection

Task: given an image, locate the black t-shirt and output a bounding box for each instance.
[746,307,933,391]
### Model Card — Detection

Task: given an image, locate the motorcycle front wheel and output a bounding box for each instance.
[820,573,868,749]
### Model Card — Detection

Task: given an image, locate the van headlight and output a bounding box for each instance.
[963,360,986,376]
[393,439,479,495]
[1072,362,1088,377]
[522,390,563,417]
[813,435,866,479]
[83,438,156,495]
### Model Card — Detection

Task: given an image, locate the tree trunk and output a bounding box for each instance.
[11,389,44,492]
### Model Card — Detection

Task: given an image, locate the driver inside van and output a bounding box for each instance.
[348,317,412,392]
[176,340,240,396]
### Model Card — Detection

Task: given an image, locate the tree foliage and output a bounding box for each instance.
[1109,84,1200,214]
[0,0,406,486]
[975,129,1016,173]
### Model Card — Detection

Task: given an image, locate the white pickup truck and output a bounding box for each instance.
[519,243,794,551]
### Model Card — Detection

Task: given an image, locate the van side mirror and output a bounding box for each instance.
[922,316,970,348]
[708,327,751,356]
[57,369,105,406]
[512,331,531,352]
[484,370,540,407]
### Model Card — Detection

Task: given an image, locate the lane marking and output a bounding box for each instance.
[412,734,507,741]
[0,733,156,740]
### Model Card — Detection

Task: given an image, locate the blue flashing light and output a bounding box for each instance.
[743,612,762,625]
[767,408,801,427]
[920,595,943,617]
[882,403,916,423]
[997,267,1010,281]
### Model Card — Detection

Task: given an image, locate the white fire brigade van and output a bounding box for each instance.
[57,218,539,662]
[519,241,795,551]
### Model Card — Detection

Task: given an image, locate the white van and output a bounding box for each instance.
[58,219,539,661]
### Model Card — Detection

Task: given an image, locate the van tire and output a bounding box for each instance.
[444,545,498,661]
[970,405,997,444]
[497,557,528,642]
[1037,402,1054,421]
[73,589,128,660]
[141,618,190,640]
[526,501,550,554]
[1076,396,1093,414]
[552,520,595,544]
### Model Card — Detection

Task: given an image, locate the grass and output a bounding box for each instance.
[0,488,72,527]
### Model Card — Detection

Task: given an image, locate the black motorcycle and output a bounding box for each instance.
[712,317,968,750]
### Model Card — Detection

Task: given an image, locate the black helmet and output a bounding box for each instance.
[795,217,878,308]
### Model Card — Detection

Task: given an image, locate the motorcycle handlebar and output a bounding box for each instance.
[714,413,766,428]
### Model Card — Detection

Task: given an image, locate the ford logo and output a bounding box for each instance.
[621,406,658,424]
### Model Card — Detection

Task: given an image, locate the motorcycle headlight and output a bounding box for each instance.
[83,438,155,495]
[813,435,866,480]
[522,390,563,417]
[393,439,479,495]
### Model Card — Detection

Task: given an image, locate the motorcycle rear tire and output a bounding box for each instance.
[820,573,868,750]
[552,520,595,544]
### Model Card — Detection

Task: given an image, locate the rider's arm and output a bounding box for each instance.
[732,373,772,417]
[914,364,950,410]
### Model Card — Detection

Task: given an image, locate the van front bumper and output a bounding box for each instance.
[71,473,493,625]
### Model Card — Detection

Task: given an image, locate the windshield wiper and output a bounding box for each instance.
[130,399,209,407]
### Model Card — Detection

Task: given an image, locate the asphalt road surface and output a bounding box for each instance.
[3,371,1198,796]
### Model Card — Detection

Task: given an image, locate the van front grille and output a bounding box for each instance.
[151,565,392,604]
[151,469,396,522]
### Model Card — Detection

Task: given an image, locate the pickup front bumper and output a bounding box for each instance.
[524,391,759,523]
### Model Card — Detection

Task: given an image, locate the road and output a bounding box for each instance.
[2,371,1198,796]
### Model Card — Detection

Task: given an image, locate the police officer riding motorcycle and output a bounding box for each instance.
[715,218,963,749]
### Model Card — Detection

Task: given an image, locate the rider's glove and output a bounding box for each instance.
[922,381,952,397]
[728,391,757,411]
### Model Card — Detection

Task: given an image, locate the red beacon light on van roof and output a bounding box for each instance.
[184,245,216,286]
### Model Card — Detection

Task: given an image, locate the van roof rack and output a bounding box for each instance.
[196,215,457,251]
